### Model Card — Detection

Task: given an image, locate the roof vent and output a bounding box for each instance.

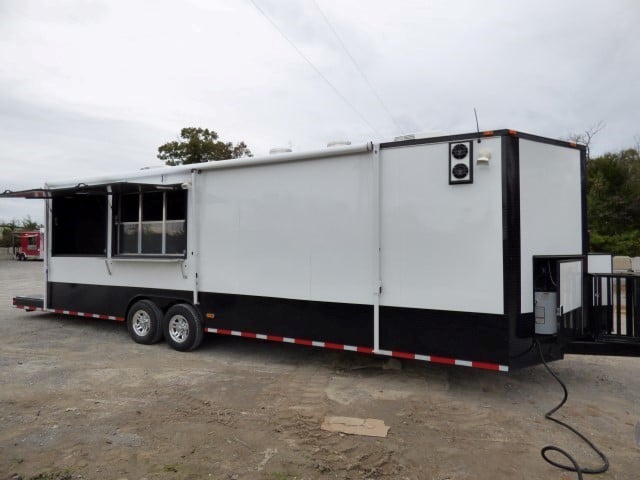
[327,140,351,148]
[269,147,292,155]
[394,134,416,141]
[394,131,447,141]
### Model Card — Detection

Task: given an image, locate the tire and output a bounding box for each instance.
[163,303,204,352]
[126,299,164,345]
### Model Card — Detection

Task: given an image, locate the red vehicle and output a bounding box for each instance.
[14,230,44,261]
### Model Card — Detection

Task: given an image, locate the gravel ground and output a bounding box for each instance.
[0,259,639,480]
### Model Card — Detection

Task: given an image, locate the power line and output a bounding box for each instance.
[248,0,382,137]
[310,0,403,135]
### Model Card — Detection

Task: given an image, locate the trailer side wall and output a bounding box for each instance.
[196,153,375,305]
[379,138,504,313]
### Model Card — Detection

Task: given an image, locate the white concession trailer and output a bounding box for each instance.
[7,129,635,371]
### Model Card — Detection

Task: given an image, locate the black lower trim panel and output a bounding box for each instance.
[47,281,513,364]
[48,282,192,317]
[199,292,374,348]
[380,306,509,364]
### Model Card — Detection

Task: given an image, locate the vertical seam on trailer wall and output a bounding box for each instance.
[372,145,381,352]
[106,186,113,260]
[161,191,167,254]
[137,193,142,253]
[190,169,199,305]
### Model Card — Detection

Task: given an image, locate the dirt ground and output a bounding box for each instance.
[0,259,638,480]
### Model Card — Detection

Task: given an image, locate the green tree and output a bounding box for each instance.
[0,219,18,247]
[158,128,252,166]
[21,215,41,230]
[587,147,640,255]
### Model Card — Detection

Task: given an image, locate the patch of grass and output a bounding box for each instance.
[11,456,24,465]
[30,469,74,480]
[163,463,179,473]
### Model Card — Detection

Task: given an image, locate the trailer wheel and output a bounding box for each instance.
[163,303,204,352]
[127,299,164,345]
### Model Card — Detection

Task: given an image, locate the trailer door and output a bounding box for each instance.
[557,259,583,332]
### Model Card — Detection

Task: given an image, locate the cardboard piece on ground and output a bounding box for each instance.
[321,416,389,437]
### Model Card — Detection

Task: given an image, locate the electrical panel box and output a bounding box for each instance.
[535,291,558,335]
[449,141,473,184]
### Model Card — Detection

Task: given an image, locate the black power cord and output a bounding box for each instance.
[536,340,610,479]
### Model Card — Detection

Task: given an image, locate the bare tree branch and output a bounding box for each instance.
[567,121,606,159]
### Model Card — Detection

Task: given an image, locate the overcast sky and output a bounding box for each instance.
[1,0,639,223]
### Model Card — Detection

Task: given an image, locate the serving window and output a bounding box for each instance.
[51,195,108,256]
[113,190,187,256]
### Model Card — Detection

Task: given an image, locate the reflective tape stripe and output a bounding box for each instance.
[15,305,510,370]
[206,327,508,372]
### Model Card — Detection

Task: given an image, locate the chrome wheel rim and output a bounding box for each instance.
[168,315,189,343]
[132,310,151,336]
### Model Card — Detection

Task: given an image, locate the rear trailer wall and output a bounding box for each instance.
[519,139,583,314]
[511,139,585,366]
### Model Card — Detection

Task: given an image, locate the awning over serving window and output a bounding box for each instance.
[0,188,52,199]
[0,182,183,199]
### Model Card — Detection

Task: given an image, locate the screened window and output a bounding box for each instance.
[113,190,187,256]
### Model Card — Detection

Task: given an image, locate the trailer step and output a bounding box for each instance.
[13,300,125,321]
[13,295,44,310]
